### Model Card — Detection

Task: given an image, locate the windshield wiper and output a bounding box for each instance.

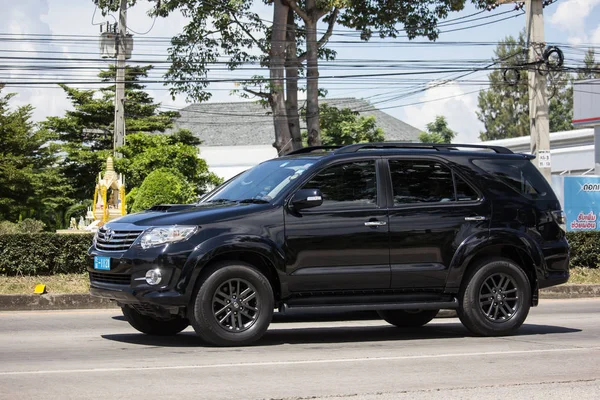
[237,198,270,204]
[205,198,234,203]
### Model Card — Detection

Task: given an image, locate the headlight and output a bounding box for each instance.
[140,226,198,249]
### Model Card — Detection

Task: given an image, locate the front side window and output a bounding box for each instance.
[301,160,378,208]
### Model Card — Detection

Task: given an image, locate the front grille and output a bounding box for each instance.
[95,228,143,251]
[89,272,131,285]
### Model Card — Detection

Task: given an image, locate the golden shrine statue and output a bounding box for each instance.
[87,156,127,227]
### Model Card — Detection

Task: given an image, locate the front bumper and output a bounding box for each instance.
[89,285,189,306]
[88,242,195,307]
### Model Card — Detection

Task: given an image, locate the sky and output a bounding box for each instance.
[1,0,600,144]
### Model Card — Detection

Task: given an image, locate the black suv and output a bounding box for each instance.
[88,143,569,346]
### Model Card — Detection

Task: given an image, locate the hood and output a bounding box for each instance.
[107,202,268,228]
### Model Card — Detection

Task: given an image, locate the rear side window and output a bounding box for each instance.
[302,160,377,208]
[388,160,479,205]
[456,175,479,202]
[472,159,550,199]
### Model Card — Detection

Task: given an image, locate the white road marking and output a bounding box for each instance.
[1,346,598,376]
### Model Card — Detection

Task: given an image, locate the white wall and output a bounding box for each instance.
[476,129,596,175]
[200,145,278,180]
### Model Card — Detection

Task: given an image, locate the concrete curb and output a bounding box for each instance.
[539,284,600,299]
[1,285,599,312]
[0,293,117,311]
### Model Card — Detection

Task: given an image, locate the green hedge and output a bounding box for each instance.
[566,231,600,270]
[0,233,93,276]
[0,231,598,276]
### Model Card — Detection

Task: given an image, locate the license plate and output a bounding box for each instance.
[94,256,111,271]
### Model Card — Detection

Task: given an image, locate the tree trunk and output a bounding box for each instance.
[285,9,302,150]
[270,0,293,155]
[305,0,321,147]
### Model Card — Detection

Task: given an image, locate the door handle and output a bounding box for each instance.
[465,216,487,221]
[364,220,387,227]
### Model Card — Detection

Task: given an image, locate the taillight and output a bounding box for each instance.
[552,210,566,231]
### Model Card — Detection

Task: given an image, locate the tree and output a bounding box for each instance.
[44,65,181,201]
[418,116,456,143]
[96,0,496,154]
[131,169,196,212]
[0,89,38,221]
[310,104,384,145]
[0,87,73,228]
[577,48,600,80]
[115,130,222,194]
[477,31,574,141]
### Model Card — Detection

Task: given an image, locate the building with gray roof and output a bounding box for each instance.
[167,97,421,147]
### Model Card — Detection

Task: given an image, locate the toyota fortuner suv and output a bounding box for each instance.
[88,142,569,346]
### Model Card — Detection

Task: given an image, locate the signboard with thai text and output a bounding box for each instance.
[564,176,600,231]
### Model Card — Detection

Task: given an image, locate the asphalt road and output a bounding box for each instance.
[0,299,599,400]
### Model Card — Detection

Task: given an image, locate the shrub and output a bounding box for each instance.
[125,187,138,213]
[0,221,19,235]
[0,219,46,234]
[0,233,93,276]
[17,218,46,234]
[131,168,196,213]
[566,231,600,269]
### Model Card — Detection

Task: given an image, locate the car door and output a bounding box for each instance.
[284,158,390,292]
[385,158,490,290]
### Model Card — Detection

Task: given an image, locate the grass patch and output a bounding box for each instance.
[0,268,599,295]
[568,267,600,284]
[0,273,89,295]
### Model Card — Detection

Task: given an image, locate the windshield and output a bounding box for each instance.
[202,159,316,203]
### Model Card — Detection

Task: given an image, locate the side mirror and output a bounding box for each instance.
[291,189,323,210]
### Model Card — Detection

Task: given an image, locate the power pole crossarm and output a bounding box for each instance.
[113,0,128,157]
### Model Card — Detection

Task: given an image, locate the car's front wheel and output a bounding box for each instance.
[377,309,439,328]
[458,257,531,336]
[121,305,189,336]
[190,262,274,346]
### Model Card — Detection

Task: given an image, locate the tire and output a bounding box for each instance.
[458,257,531,337]
[377,309,439,328]
[190,262,274,346]
[121,305,189,336]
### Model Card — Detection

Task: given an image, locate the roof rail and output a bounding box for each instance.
[334,142,513,155]
[286,145,343,155]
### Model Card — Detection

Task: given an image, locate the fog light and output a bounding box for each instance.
[145,269,162,285]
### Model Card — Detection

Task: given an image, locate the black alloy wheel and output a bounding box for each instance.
[212,278,260,333]
[458,257,531,337]
[190,262,274,346]
[478,273,521,323]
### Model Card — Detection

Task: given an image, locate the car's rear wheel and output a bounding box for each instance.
[458,257,531,336]
[190,262,274,346]
[121,305,189,336]
[377,309,439,328]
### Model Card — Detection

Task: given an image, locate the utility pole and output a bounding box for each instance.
[525,0,551,181]
[494,0,551,181]
[113,0,128,157]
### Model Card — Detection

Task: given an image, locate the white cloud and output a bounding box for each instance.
[550,0,600,45]
[0,1,74,120]
[397,81,483,144]
[550,0,600,32]
[591,25,600,44]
